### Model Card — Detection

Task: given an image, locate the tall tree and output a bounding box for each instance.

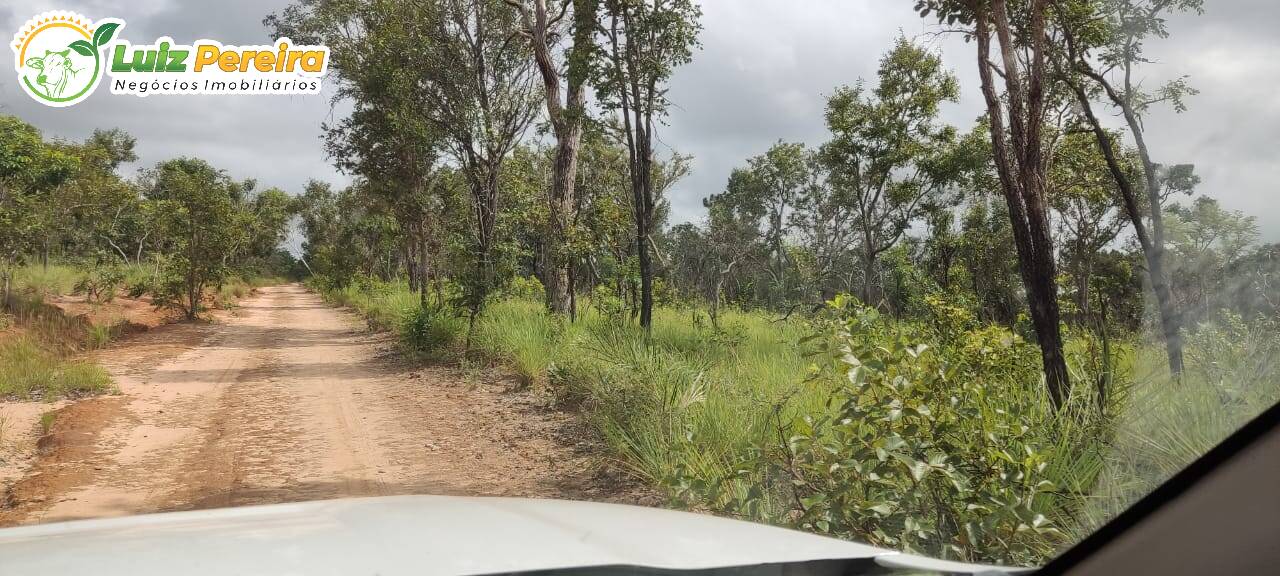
[419,0,540,332]
[144,158,243,320]
[269,0,448,307]
[0,116,78,304]
[820,37,961,308]
[916,0,1072,409]
[1048,131,1130,320]
[594,0,701,333]
[507,0,599,315]
[707,141,814,307]
[1164,196,1258,317]
[1057,0,1203,376]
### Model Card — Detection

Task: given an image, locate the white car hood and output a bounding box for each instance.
[0,496,1022,575]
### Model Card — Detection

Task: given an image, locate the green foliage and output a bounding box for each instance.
[667,297,1107,566]
[1072,313,1280,534]
[313,270,1278,567]
[39,410,57,435]
[11,264,86,298]
[143,158,247,319]
[1,116,80,289]
[398,304,466,358]
[73,265,125,303]
[502,275,546,302]
[0,337,113,400]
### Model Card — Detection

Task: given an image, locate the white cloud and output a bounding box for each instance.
[3,0,1276,242]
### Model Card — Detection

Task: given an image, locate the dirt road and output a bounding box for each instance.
[1,285,636,526]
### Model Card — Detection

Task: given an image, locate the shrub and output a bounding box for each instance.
[123,260,163,299]
[398,304,464,356]
[307,277,1276,567]
[502,275,545,301]
[73,265,126,303]
[214,277,252,309]
[668,298,1105,566]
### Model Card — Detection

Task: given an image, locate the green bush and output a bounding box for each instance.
[73,265,126,303]
[398,304,464,356]
[501,275,545,301]
[312,277,1278,567]
[680,298,1100,565]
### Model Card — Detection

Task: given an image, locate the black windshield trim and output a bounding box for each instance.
[1035,400,1280,575]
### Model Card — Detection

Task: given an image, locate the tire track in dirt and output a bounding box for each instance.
[1,284,645,526]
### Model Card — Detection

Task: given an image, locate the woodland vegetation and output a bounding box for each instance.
[3,0,1278,566]
[0,115,297,400]
[260,0,1280,564]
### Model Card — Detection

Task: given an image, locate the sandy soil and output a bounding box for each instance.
[46,292,177,333]
[0,284,644,526]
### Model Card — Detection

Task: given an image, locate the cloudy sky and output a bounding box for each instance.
[5,0,1278,242]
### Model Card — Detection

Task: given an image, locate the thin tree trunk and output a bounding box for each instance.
[1063,60,1185,375]
[514,0,593,316]
[976,0,1071,409]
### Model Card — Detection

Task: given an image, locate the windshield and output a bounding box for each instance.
[0,0,1275,571]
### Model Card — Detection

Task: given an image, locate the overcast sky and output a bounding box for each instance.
[5,0,1277,242]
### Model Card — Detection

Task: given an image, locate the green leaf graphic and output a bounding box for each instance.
[69,40,94,57]
[93,22,120,47]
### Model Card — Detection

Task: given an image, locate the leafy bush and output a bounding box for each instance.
[312,278,1276,567]
[123,260,163,299]
[73,265,125,303]
[398,304,464,356]
[502,275,545,301]
[666,298,1110,566]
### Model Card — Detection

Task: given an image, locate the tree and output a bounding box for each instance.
[593,0,701,333]
[143,158,242,320]
[243,187,295,273]
[820,38,961,308]
[269,0,449,307]
[705,141,814,307]
[507,0,599,315]
[0,116,78,305]
[1164,197,1258,318]
[916,0,1072,409]
[699,177,770,317]
[417,0,541,335]
[1056,0,1203,376]
[1048,131,1129,320]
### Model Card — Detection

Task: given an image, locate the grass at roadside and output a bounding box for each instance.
[1,262,287,401]
[0,337,113,400]
[9,264,86,298]
[316,277,1280,565]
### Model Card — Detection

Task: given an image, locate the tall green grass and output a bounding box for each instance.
[1072,315,1280,535]
[10,264,86,298]
[0,337,114,399]
[319,278,1279,564]
[316,278,831,487]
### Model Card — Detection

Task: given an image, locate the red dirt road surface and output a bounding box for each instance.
[1,285,641,526]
